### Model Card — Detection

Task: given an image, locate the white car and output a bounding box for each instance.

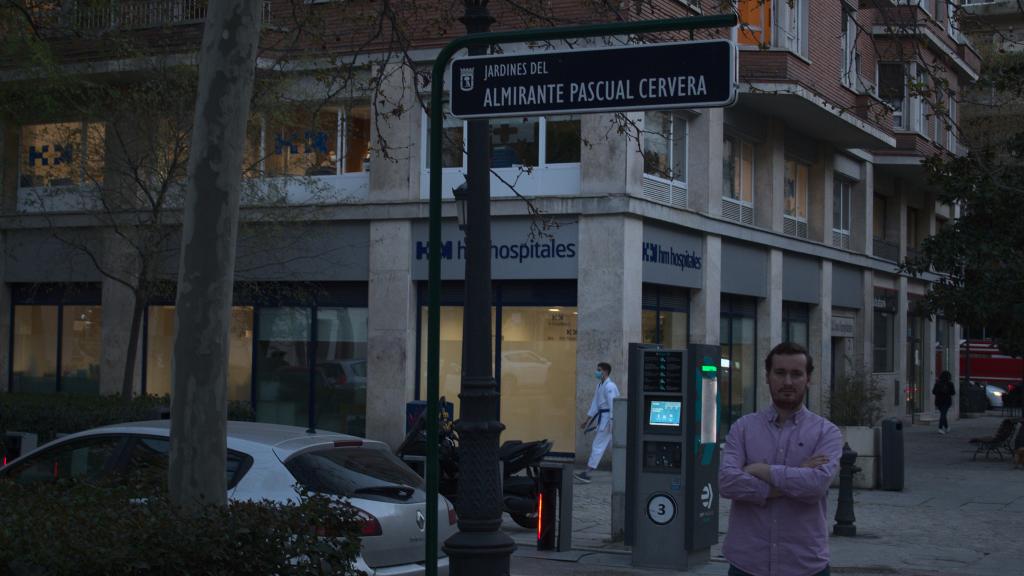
[985,384,1006,408]
[0,420,457,575]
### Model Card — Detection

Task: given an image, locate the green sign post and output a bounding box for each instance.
[425,14,738,575]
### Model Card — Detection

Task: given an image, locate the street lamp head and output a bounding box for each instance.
[452,181,469,231]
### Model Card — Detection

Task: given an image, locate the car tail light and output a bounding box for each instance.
[357,510,383,537]
[446,501,458,525]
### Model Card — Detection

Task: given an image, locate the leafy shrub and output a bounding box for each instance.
[0,393,256,454]
[0,480,364,575]
[829,369,885,427]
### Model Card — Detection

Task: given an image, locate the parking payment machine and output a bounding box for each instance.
[627,343,720,570]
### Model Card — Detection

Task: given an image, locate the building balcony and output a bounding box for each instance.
[67,0,273,32]
[737,49,895,149]
[874,238,900,262]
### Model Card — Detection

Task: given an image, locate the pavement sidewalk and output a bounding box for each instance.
[503,412,1024,576]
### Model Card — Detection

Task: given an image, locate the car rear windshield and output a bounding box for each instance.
[285,447,425,503]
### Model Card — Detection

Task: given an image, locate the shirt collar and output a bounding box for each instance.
[766,403,809,425]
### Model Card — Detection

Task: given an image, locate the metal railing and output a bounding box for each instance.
[873,237,899,262]
[71,0,271,32]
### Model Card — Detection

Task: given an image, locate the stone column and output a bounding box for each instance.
[896,276,909,415]
[369,62,420,201]
[580,113,643,197]
[576,214,642,461]
[857,269,874,378]
[809,146,833,244]
[691,234,721,346]
[810,261,832,415]
[366,221,416,448]
[100,232,142,396]
[759,119,785,232]
[852,162,872,255]
[365,61,419,448]
[687,109,724,216]
[756,248,783,409]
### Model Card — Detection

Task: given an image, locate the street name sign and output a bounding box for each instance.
[450,39,736,118]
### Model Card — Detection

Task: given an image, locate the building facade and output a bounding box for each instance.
[0,0,981,459]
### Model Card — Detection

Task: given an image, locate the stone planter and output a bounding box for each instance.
[830,425,878,489]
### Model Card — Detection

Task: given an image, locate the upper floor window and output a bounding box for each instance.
[424,112,580,170]
[774,0,808,56]
[878,63,908,130]
[642,111,688,209]
[19,122,106,188]
[841,5,860,90]
[736,0,806,55]
[833,177,853,249]
[643,111,687,185]
[722,135,755,224]
[916,70,931,139]
[247,105,370,177]
[783,159,809,238]
[946,0,962,41]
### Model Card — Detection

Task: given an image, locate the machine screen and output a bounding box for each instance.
[648,400,682,427]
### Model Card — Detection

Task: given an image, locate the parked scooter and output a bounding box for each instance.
[396,398,552,528]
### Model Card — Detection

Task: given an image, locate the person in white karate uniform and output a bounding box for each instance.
[575,362,619,483]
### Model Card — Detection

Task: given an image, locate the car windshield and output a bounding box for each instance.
[285,446,424,503]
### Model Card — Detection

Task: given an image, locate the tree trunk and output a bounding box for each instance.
[169,1,261,511]
[120,288,146,399]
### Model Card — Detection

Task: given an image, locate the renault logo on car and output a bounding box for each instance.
[416,510,426,531]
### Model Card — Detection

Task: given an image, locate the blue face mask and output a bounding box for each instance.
[595,370,604,381]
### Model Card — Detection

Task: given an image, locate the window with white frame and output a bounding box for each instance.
[878,63,909,130]
[722,135,755,224]
[783,159,809,238]
[423,111,580,170]
[774,0,808,56]
[643,111,687,184]
[19,122,106,188]
[841,5,860,89]
[642,111,688,208]
[832,176,853,249]
[245,105,370,177]
[946,0,962,41]
[933,89,945,145]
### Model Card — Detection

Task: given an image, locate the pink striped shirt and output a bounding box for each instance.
[719,405,843,576]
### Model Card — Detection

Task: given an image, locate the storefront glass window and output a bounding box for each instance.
[873,309,895,372]
[12,305,58,394]
[145,306,253,402]
[499,307,577,452]
[313,307,368,436]
[721,298,757,434]
[255,307,311,428]
[61,306,102,395]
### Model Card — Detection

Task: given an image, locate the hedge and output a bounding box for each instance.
[0,393,256,453]
[0,480,364,576]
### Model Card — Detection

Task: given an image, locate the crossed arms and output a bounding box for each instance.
[719,423,843,505]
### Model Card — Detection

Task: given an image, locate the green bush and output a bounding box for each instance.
[0,393,256,451]
[0,480,364,575]
[828,369,885,427]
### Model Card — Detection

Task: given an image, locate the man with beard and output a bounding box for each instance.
[719,342,843,576]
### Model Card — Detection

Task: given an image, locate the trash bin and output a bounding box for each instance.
[879,417,904,491]
[959,380,988,413]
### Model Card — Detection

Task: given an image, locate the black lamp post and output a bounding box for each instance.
[442,1,515,574]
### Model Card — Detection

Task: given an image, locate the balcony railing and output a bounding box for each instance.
[874,238,899,262]
[71,0,271,32]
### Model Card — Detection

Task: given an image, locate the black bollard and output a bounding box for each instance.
[833,442,859,537]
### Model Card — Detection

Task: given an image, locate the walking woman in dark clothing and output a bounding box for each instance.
[933,370,956,434]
